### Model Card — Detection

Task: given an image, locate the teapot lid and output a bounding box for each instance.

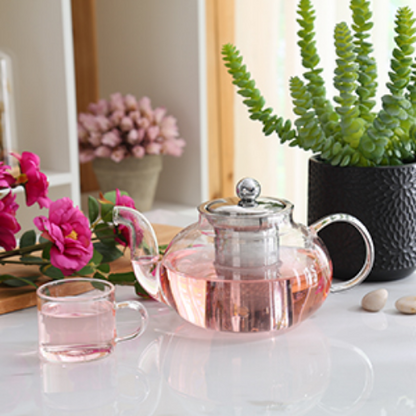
[198,178,290,225]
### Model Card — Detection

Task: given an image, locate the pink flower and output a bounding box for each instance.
[88,132,102,147]
[124,94,138,111]
[147,125,160,141]
[102,130,121,147]
[95,115,111,132]
[114,189,143,247]
[0,162,15,188]
[79,113,99,133]
[94,146,112,158]
[1,191,19,216]
[120,116,134,132]
[138,96,154,120]
[137,128,146,142]
[0,192,20,251]
[160,115,179,139]
[34,198,93,276]
[79,149,95,163]
[78,93,186,160]
[129,111,141,126]
[77,123,89,144]
[110,93,125,112]
[138,117,150,130]
[110,110,124,126]
[116,188,135,208]
[88,99,109,116]
[154,107,167,124]
[127,129,140,144]
[162,138,186,157]
[132,145,145,158]
[111,146,128,162]
[146,142,162,155]
[12,152,50,208]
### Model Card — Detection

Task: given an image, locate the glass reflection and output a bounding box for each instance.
[41,356,118,415]
[40,337,162,416]
[160,321,330,415]
[318,340,374,415]
[159,321,375,416]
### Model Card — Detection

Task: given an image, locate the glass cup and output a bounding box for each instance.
[37,278,148,363]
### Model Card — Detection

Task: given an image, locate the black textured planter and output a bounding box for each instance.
[308,156,416,282]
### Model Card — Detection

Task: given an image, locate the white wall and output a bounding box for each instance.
[95,0,208,207]
[234,0,313,223]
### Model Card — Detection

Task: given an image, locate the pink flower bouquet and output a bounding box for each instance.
[78,93,186,163]
[0,152,151,296]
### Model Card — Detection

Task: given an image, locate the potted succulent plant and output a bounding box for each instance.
[222,0,416,281]
[78,93,186,212]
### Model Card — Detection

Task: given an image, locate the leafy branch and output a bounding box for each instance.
[0,191,146,294]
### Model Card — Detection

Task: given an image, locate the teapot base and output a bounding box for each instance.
[160,246,331,333]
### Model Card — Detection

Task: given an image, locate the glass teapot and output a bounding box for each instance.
[113,178,374,333]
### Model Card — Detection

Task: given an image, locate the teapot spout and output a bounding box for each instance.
[113,206,161,300]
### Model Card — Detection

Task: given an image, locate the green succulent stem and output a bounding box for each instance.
[222,1,416,167]
[350,0,378,121]
[296,0,338,138]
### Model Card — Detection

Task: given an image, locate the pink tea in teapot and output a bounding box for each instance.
[147,245,332,333]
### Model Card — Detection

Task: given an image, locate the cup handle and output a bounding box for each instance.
[115,300,149,343]
[310,213,375,293]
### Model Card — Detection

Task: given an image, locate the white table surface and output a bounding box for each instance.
[1,210,416,416]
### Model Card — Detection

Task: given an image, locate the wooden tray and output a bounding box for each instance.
[0,223,181,315]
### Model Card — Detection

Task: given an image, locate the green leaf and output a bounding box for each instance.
[340,154,351,166]
[103,190,129,204]
[20,230,36,248]
[20,256,47,264]
[42,243,52,260]
[361,136,376,153]
[91,249,104,266]
[91,280,107,291]
[94,223,116,246]
[0,274,19,282]
[159,244,169,255]
[93,271,107,280]
[103,190,117,204]
[332,142,342,155]
[97,263,110,273]
[107,271,136,285]
[41,265,65,279]
[134,281,151,299]
[93,242,123,263]
[88,195,100,224]
[76,265,95,276]
[0,275,40,288]
[101,203,114,223]
[330,152,343,166]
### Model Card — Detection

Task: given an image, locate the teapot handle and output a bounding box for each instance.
[113,206,162,301]
[309,214,374,293]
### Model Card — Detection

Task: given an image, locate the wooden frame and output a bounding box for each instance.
[71,0,99,192]
[206,0,235,199]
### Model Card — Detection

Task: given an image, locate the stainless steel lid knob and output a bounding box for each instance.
[236,178,261,207]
